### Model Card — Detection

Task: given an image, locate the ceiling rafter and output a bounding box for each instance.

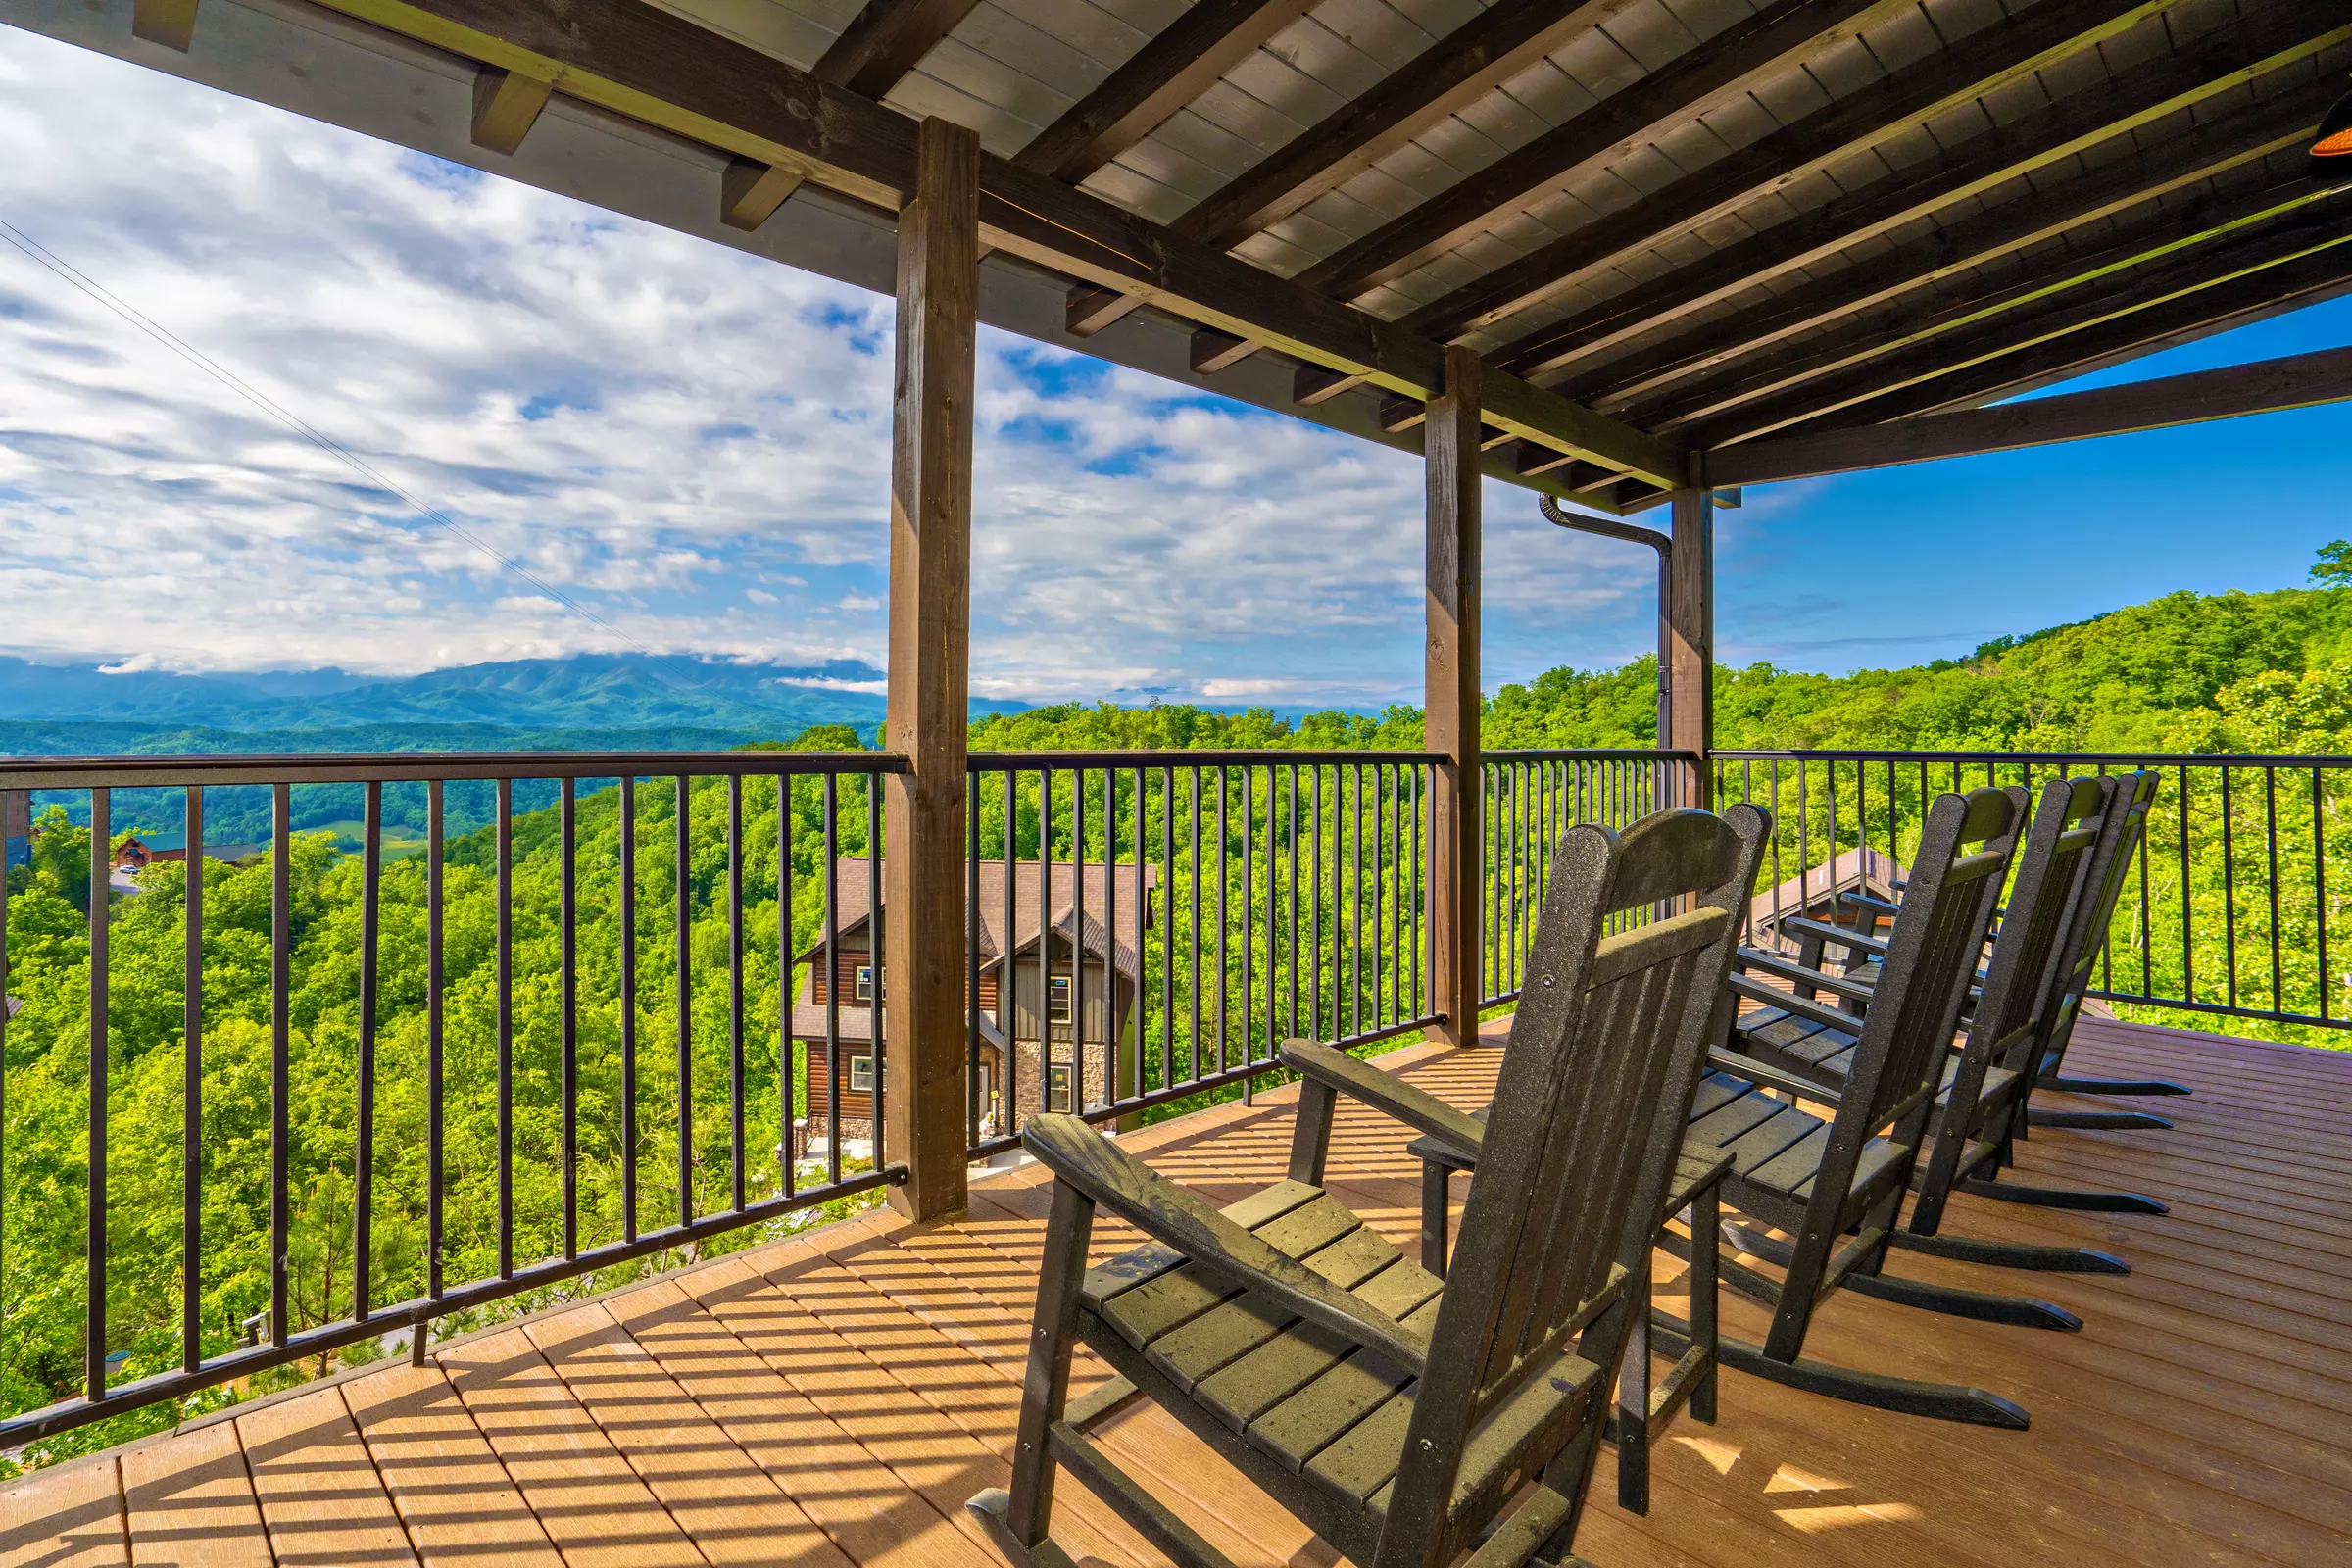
[1554,90,2330,411]
[1012,0,1321,183]
[1627,172,2352,432]
[811,0,984,101]
[292,0,1686,488]
[1510,21,2352,393]
[1694,209,2352,445]
[1168,0,1638,251]
[1396,0,2197,343]
[1705,343,2352,485]
[1295,0,1901,303]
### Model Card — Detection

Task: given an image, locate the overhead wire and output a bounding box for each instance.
[0,213,711,687]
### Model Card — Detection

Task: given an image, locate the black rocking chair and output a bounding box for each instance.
[970,805,1766,1568]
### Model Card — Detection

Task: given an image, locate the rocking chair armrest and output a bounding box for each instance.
[1020,1114,1430,1373]
[1726,971,1869,1039]
[1777,916,1889,960]
[1732,948,1877,1004]
[1836,890,1901,919]
[1279,1040,1488,1153]
[1706,1047,1845,1108]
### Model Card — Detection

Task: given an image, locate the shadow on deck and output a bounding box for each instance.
[3,1014,2346,1567]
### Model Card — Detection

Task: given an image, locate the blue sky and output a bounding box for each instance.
[1,25,2346,709]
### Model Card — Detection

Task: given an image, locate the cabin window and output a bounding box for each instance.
[855,964,883,1003]
[1046,1063,1073,1112]
[850,1055,880,1094]
[1048,974,1073,1024]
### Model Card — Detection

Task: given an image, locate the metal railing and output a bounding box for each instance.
[962,751,1445,1155]
[0,749,906,1446]
[1712,748,2352,1033]
[1478,751,1702,1006]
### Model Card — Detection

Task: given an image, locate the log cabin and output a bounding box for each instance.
[790,856,1155,1158]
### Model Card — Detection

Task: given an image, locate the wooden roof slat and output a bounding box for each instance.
[299,0,1682,485]
[1493,7,2352,385]
[1558,89,2330,410]
[1394,0,2197,342]
[1166,0,1638,251]
[1705,342,2352,484]
[1011,0,1321,181]
[1295,0,1903,303]
[814,0,990,100]
[1689,199,2352,444]
[1630,172,2352,432]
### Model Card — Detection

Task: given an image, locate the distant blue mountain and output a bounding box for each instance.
[0,652,926,739]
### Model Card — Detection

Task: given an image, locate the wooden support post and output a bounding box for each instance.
[1426,345,1482,1045]
[883,116,979,1222]
[1665,485,1713,806]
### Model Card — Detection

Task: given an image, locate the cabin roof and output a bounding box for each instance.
[791,856,1158,974]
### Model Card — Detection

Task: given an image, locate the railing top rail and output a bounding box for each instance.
[965,748,1446,768]
[1712,747,2352,767]
[0,749,907,790]
[1482,748,1701,762]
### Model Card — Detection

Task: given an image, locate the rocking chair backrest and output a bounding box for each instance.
[2030,769,2157,1071]
[1968,775,2114,1064]
[1378,805,1769,1568]
[1835,787,2021,1148]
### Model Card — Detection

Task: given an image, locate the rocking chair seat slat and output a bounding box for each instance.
[1197,1249,1447,1432]
[1245,1296,1443,1477]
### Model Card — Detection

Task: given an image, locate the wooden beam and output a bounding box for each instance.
[1705,343,2352,487]
[883,118,978,1224]
[1665,488,1712,776]
[1397,0,2197,342]
[719,157,803,232]
[1553,88,2331,410]
[1502,16,2352,387]
[1692,206,2352,447]
[812,0,982,101]
[469,64,551,155]
[1012,0,1318,182]
[1631,173,2352,433]
[298,0,1680,485]
[1296,0,1895,302]
[131,0,199,50]
[1426,346,1482,1048]
[1170,0,1635,251]
[1190,327,1259,374]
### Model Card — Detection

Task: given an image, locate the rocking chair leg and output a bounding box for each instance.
[1652,1312,2030,1429]
[2040,1074,2190,1098]
[1721,1218,2084,1329]
[1688,1187,1720,1426]
[2028,1107,2173,1132]
[1615,1253,1652,1515]
[1422,1156,1452,1279]
[970,1178,1094,1566]
[1961,1175,2169,1214]
[1887,1228,2130,1274]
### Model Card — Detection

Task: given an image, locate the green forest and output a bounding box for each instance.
[8,560,2352,1465]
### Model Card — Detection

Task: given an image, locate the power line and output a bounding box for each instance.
[0,213,711,688]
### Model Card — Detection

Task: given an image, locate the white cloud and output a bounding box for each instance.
[0,27,1664,703]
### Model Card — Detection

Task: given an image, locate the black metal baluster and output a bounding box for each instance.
[822,775,841,1189]
[1134,765,1148,1102]
[2266,765,2283,1015]
[561,778,577,1260]
[1242,765,1254,1101]
[2222,766,2238,1010]
[2179,764,2194,1004]
[1352,764,1364,1035]
[619,778,638,1236]
[270,781,289,1350]
[87,787,110,1398]
[1216,767,1227,1076]
[785,771,801,1191]
[865,783,881,1166]
[2317,767,2330,1022]
[1076,770,1090,1108]
[1160,766,1174,1097]
[676,774,695,1224]
[1043,768,1056,1109]
[729,776,746,1209]
[356,781,381,1320]
[1004,770,1019,1124]
[497,777,514,1279]
[1310,765,1323,1042]
[422,781,445,1359]
[1287,765,1299,1045]
[181,785,202,1374]
[967,766,982,1146]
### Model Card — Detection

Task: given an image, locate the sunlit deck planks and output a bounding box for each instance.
[4,1014,2348,1568]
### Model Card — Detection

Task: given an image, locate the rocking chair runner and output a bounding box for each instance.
[1422,787,2039,1431]
[1724,774,2139,1275]
[970,806,1767,1568]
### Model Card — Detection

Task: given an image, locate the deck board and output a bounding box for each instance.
[5,1018,2350,1565]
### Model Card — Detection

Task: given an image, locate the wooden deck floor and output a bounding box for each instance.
[5,1014,2348,1568]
